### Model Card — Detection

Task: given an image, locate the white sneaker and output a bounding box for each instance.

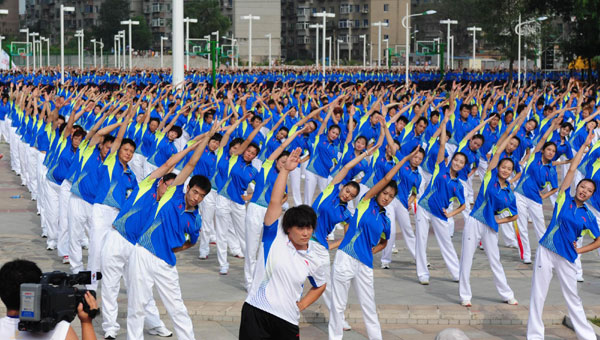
[505,298,518,305]
[148,326,173,337]
[577,276,584,282]
[219,267,228,275]
[198,255,208,260]
[62,256,69,264]
[381,263,390,269]
[461,300,472,307]
[342,320,352,331]
[392,247,398,254]
[419,280,429,285]
[104,331,117,339]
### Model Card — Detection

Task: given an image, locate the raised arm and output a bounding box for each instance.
[235,116,272,156]
[267,125,308,161]
[560,131,594,193]
[364,147,420,201]
[264,147,302,226]
[171,125,218,187]
[436,113,452,165]
[331,144,379,186]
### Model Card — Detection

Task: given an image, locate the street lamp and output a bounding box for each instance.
[440,19,458,68]
[241,14,260,69]
[223,35,237,68]
[515,15,547,87]
[372,21,388,67]
[114,34,120,68]
[37,37,43,68]
[90,39,97,67]
[467,26,482,63]
[359,34,366,67]
[161,36,168,68]
[183,17,198,68]
[60,5,74,84]
[121,20,139,70]
[309,24,322,67]
[325,37,332,67]
[41,37,50,67]
[74,30,83,70]
[29,32,39,71]
[19,28,29,71]
[450,35,454,69]
[99,39,104,68]
[211,30,219,51]
[314,11,335,76]
[265,33,272,68]
[337,39,342,66]
[383,39,389,67]
[402,7,436,83]
[119,30,126,69]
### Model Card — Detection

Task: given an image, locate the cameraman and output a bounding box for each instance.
[0,260,98,340]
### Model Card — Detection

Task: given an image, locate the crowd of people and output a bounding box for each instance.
[1,68,600,340]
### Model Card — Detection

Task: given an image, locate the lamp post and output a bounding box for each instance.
[309,24,322,67]
[19,28,29,71]
[265,33,272,68]
[241,14,260,69]
[402,6,436,83]
[515,15,547,87]
[182,17,198,68]
[314,11,335,76]
[60,5,74,83]
[383,39,388,67]
[119,30,126,69]
[90,39,97,67]
[160,36,168,68]
[372,21,388,67]
[433,37,440,68]
[30,32,39,70]
[467,26,482,65]
[440,19,458,68]
[211,30,219,52]
[359,34,366,67]
[37,37,43,68]
[223,36,237,68]
[450,35,454,69]
[0,36,5,55]
[42,37,50,67]
[114,35,119,68]
[121,20,139,70]
[337,39,342,66]
[99,40,104,68]
[369,42,373,67]
[74,30,83,69]
[326,36,332,67]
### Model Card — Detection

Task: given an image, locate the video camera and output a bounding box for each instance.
[18,271,102,332]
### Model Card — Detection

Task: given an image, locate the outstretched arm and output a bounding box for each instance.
[264,148,302,226]
[561,131,594,193]
[330,144,379,187]
[363,147,420,201]
[171,125,218,187]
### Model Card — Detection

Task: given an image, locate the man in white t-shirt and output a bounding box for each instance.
[0,260,98,340]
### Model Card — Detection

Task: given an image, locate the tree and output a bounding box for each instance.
[131,15,152,51]
[94,0,130,51]
[184,0,231,40]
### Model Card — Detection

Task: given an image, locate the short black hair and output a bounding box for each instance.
[162,173,177,183]
[247,142,261,155]
[229,137,244,149]
[276,150,290,161]
[416,116,429,126]
[149,117,160,125]
[73,129,86,140]
[328,124,341,134]
[0,260,42,310]
[542,141,556,151]
[381,180,398,197]
[355,135,368,145]
[120,138,137,151]
[102,135,115,144]
[398,116,409,125]
[577,179,597,194]
[452,151,468,164]
[343,181,360,194]
[210,133,223,142]
[282,205,317,234]
[188,175,211,194]
[169,125,183,139]
[472,134,485,144]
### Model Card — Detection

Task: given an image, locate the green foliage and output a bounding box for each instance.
[93,0,131,50]
[184,0,231,40]
[131,15,152,50]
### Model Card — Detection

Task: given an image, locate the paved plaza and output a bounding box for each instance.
[1,142,599,339]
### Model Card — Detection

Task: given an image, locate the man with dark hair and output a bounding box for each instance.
[127,126,217,340]
[0,260,98,340]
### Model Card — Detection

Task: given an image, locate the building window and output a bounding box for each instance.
[355,19,360,28]
[384,19,389,25]
[384,34,389,40]
[383,4,389,12]
[355,5,360,12]
[363,19,369,27]
[363,4,369,13]
[340,4,352,14]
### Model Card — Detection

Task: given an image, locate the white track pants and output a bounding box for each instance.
[87,203,119,290]
[44,180,61,249]
[198,190,217,257]
[9,127,20,173]
[18,141,28,186]
[127,245,195,340]
[515,193,546,263]
[459,216,515,302]
[129,153,146,182]
[244,203,267,290]
[57,180,72,258]
[527,247,596,340]
[304,170,328,205]
[27,147,39,200]
[215,195,245,271]
[143,162,158,179]
[101,230,166,335]
[382,198,416,263]
[36,151,47,215]
[68,195,93,273]
[415,208,460,282]
[329,251,381,340]
[289,166,303,206]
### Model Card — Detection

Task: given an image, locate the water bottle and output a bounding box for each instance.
[10,195,21,199]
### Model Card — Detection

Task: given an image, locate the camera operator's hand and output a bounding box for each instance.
[77,292,98,324]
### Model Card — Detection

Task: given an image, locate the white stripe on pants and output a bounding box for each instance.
[68,195,93,273]
[328,251,381,340]
[44,180,61,249]
[101,230,166,335]
[415,207,460,282]
[127,245,195,340]
[87,203,119,290]
[215,195,244,271]
[459,216,515,302]
[57,180,72,258]
[515,193,545,263]
[304,170,328,205]
[244,203,267,290]
[527,246,596,340]
[198,190,217,257]
[382,198,416,263]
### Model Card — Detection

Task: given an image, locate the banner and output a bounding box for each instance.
[0,49,11,70]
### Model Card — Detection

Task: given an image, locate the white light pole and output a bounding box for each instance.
[37,37,43,68]
[0,36,5,55]
[30,32,39,70]
[212,30,219,52]
[450,35,454,69]
[119,30,126,69]
[359,34,366,67]
[326,36,332,67]
[241,14,260,69]
[183,17,198,68]
[60,5,74,84]
[121,20,139,70]
[99,40,104,68]
[74,30,83,69]
[114,35,119,68]
[265,33,272,68]
[309,24,322,67]
[372,21,388,67]
[403,7,436,83]
[19,28,29,71]
[223,36,237,68]
[515,15,547,87]
[90,39,97,67]
[440,19,458,68]
[369,43,373,67]
[433,37,440,68]
[337,39,342,66]
[467,26,482,64]
[383,38,389,67]
[314,11,335,76]
[172,0,184,86]
[160,36,168,68]
[41,37,50,67]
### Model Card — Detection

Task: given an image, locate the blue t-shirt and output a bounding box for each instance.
[311,183,352,249]
[418,162,466,221]
[514,152,558,204]
[470,170,518,232]
[113,176,161,244]
[396,164,421,209]
[250,159,280,208]
[306,133,340,178]
[93,151,138,209]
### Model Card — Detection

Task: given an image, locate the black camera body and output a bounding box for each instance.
[18,271,101,332]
